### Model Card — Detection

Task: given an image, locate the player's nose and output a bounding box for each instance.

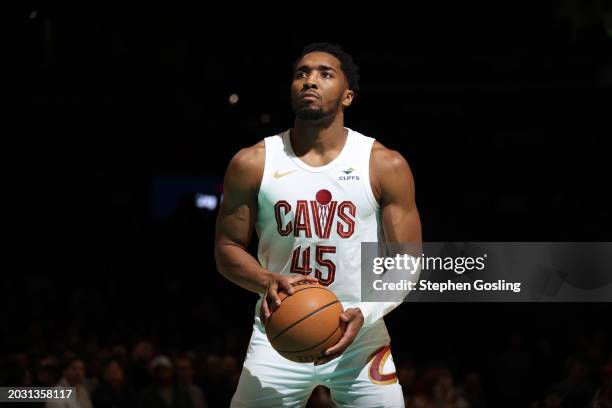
[303,73,319,88]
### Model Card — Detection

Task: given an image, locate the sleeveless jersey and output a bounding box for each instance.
[254,127,383,315]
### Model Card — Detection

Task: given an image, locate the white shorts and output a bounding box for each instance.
[231,314,405,408]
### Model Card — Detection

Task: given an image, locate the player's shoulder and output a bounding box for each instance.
[370,140,415,201]
[229,140,265,173]
[370,140,412,175]
[225,140,266,192]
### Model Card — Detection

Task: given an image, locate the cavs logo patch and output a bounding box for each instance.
[367,345,398,385]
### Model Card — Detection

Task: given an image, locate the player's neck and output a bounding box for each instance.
[291,115,347,155]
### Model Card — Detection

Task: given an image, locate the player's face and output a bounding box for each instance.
[291,52,354,121]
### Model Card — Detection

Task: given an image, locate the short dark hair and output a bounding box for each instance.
[293,42,360,95]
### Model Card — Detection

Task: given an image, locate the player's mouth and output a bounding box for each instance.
[301,91,320,101]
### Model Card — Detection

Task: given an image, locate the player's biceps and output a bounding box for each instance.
[233,204,255,242]
[225,225,251,249]
[221,202,253,228]
[217,211,252,248]
[232,202,252,221]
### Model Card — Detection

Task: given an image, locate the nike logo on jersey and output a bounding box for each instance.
[273,169,298,179]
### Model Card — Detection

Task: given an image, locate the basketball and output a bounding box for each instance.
[265,280,344,363]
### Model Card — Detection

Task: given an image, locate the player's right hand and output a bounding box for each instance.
[260,273,319,325]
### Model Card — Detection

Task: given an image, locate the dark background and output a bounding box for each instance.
[3,3,612,407]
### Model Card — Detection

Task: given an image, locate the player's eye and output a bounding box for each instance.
[295,72,307,79]
[321,72,333,78]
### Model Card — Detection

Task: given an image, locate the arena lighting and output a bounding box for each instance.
[195,193,218,210]
[228,93,239,105]
[151,176,222,217]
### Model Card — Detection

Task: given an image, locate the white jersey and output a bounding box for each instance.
[255,127,383,314]
[232,127,405,407]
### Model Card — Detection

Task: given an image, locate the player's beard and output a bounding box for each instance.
[293,98,341,121]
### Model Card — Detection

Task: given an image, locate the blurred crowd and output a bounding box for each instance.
[3,339,237,408]
[2,327,612,407]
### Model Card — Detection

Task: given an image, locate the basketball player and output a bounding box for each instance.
[215,42,421,407]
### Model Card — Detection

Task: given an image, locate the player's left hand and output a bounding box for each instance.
[314,307,364,365]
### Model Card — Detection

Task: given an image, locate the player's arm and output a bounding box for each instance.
[357,142,422,324]
[214,143,273,294]
[214,143,317,319]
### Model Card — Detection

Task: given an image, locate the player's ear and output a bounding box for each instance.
[342,89,354,109]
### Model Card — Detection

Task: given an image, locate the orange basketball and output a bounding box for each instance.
[265,280,344,363]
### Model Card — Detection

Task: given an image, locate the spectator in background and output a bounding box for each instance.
[549,357,594,407]
[174,354,207,408]
[46,356,92,408]
[411,365,441,407]
[200,354,224,407]
[489,334,532,408]
[4,353,32,387]
[129,340,155,393]
[86,349,111,394]
[458,372,487,408]
[411,366,469,408]
[138,355,194,408]
[398,361,418,407]
[199,353,241,406]
[34,356,60,387]
[221,355,241,396]
[111,345,129,368]
[2,358,33,408]
[91,359,136,408]
[592,363,612,408]
[5,366,32,387]
[430,368,469,408]
[542,391,563,408]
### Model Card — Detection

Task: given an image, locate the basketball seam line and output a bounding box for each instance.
[276,323,342,354]
[269,299,340,344]
[265,286,332,329]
